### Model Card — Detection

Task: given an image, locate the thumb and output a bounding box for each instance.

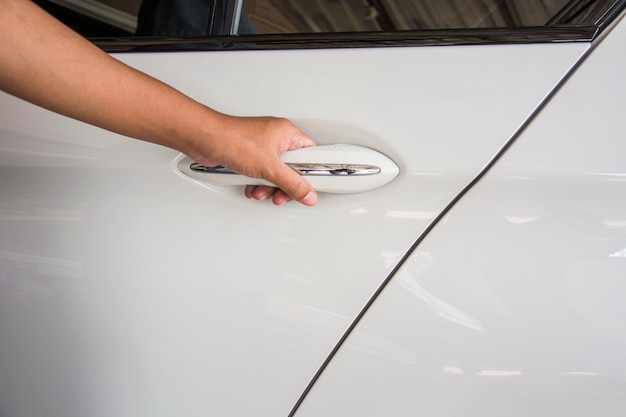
[268,160,318,206]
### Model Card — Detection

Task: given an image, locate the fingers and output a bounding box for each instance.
[287,132,316,151]
[274,123,318,205]
[246,161,318,206]
[245,185,276,201]
[241,119,317,206]
[245,185,292,205]
[266,158,318,206]
[271,190,292,205]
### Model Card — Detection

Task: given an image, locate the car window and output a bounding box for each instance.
[33,0,141,36]
[239,0,571,35]
[34,0,626,44]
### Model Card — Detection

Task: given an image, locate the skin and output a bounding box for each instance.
[0,0,318,206]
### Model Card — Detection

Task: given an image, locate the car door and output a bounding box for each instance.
[293,7,626,417]
[1,1,623,416]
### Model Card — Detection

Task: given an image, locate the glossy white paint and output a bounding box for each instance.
[0,41,590,416]
[295,16,626,417]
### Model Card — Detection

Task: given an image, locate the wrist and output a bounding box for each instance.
[172,105,231,166]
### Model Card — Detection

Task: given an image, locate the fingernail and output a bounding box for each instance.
[301,191,318,206]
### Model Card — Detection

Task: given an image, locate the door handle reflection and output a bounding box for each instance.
[190,163,382,176]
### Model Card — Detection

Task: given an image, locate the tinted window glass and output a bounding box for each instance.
[34,0,141,36]
[36,0,624,40]
[240,0,572,34]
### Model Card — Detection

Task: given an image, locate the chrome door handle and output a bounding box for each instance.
[190,163,381,176]
[178,144,399,194]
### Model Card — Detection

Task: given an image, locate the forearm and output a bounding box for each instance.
[0,0,221,157]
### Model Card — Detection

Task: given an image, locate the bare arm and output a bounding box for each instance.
[0,0,317,206]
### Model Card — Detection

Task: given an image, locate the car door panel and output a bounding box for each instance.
[293,15,626,417]
[0,40,590,416]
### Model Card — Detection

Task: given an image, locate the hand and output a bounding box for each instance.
[186,114,318,206]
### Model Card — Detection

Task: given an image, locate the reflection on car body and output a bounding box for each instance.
[2,1,626,416]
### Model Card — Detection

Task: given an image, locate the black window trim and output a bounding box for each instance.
[88,0,626,53]
[93,25,597,52]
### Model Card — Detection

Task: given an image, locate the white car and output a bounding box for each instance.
[1,1,625,416]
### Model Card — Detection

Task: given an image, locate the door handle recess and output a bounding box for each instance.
[178,144,399,194]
